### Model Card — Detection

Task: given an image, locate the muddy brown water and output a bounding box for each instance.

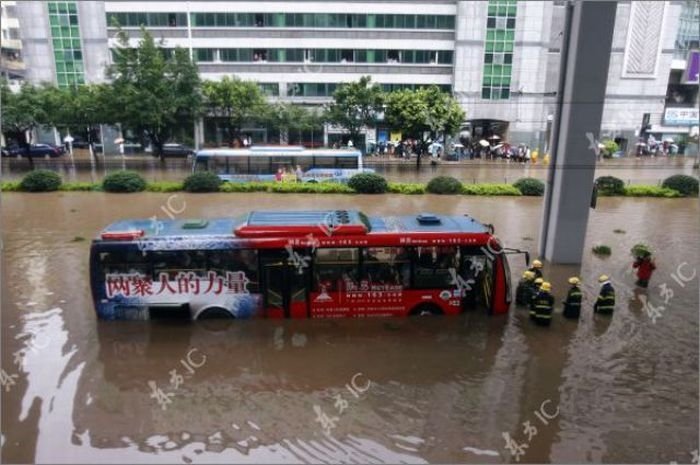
[1,193,698,463]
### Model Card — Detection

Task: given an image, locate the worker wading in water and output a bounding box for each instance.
[531,281,554,326]
[562,277,583,319]
[594,275,616,315]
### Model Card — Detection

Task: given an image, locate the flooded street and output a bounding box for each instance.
[1,192,698,463]
[2,156,697,185]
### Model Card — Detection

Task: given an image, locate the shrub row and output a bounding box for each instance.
[2,170,698,197]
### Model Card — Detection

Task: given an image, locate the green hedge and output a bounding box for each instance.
[661,175,699,197]
[462,183,522,196]
[0,181,22,191]
[426,176,463,194]
[183,172,222,193]
[348,173,389,194]
[623,185,681,198]
[146,181,185,192]
[269,182,353,193]
[513,177,545,196]
[59,182,100,191]
[1,176,695,198]
[388,182,426,195]
[219,182,271,193]
[19,170,62,192]
[595,176,625,196]
[102,170,147,193]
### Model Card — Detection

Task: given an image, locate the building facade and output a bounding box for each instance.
[14,0,695,151]
[1,0,25,85]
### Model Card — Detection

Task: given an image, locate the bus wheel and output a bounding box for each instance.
[197,307,234,320]
[409,304,443,316]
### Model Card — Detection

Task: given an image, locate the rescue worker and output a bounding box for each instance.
[528,259,544,279]
[562,277,583,319]
[516,270,536,305]
[532,281,554,326]
[529,277,544,319]
[594,275,616,315]
[632,253,656,288]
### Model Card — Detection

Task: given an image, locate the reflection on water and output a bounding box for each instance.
[1,193,698,463]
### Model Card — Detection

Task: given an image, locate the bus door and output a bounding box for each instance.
[259,250,310,319]
[459,247,493,312]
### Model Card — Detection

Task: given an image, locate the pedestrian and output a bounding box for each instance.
[275,167,283,182]
[516,270,536,305]
[347,139,354,148]
[295,164,304,183]
[562,277,583,319]
[632,252,656,288]
[593,275,615,315]
[528,259,544,279]
[531,281,554,326]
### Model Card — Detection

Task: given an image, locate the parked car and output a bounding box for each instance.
[1,144,65,158]
[157,143,195,158]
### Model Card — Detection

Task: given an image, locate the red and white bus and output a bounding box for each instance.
[90,210,527,320]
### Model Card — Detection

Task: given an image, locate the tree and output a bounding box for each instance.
[1,80,49,169]
[384,86,464,141]
[107,27,201,160]
[46,84,113,159]
[202,76,269,146]
[384,86,465,165]
[324,76,384,149]
[267,103,322,145]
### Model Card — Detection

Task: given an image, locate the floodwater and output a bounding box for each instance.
[1,192,698,463]
[1,155,697,185]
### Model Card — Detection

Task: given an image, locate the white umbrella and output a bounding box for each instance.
[114,137,125,144]
[488,135,501,140]
[478,139,490,147]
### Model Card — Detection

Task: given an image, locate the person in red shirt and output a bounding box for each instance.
[633,254,656,288]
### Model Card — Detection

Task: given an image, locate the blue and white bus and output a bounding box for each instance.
[192,146,371,183]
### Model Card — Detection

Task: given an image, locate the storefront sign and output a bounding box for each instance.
[664,107,699,126]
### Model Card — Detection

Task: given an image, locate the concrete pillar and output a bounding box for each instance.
[538,1,617,264]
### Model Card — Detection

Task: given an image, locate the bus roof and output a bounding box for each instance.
[195,146,362,158]
[97,211,491,242]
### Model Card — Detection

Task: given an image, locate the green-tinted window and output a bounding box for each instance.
[107,11,186,27]
[258,83,279,96]
[482,0,517,100]
[49,1,84,88]
[182,12,454,29]
[195,48,215,62]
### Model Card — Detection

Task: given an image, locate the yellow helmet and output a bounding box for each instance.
[540,282,552,292]
[532,259,543,268]
[523,270,535,280]
[534,277,544,285]
[598,274,609,282]
[568,277,580,285]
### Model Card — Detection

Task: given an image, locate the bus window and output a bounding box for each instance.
[229,156,248,174]
[314,157,335,169]
[295,156,313,171]
[207,249,259,292]
[249,156,271,174]
[211,155,231,174]
[363,247,408,286]
[336,156,358,169]
[151,250,208,279]
[100,248,150,275]
[194,157,209,172]
[314,248,359,292]
[413,246,459,289]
